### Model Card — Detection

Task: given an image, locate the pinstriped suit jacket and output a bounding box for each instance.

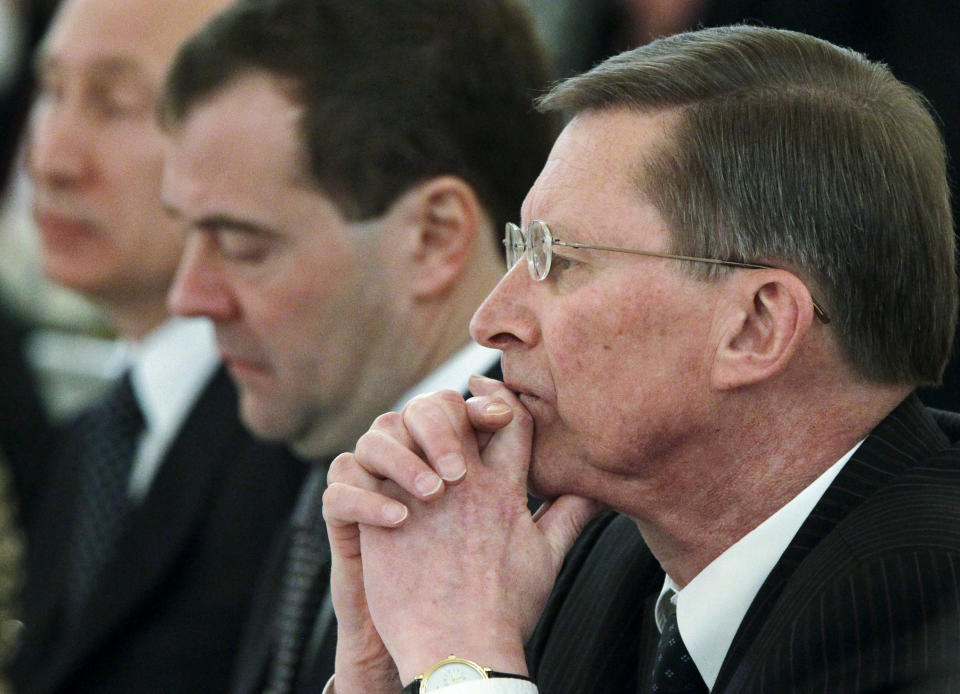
[527,393,960,693]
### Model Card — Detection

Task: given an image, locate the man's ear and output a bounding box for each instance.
[396,175,485,298]
[711,271,816,390]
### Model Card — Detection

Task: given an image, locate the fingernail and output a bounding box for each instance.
[484,402,511,417]
[436,452,466,482]
[415,471,443,497]
[382,502,408,525]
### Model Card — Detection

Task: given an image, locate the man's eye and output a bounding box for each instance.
[215,230,271,262]
[91,91,150,118]
[551,255,578,273]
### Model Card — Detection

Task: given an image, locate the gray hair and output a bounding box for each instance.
[538,25,955,386]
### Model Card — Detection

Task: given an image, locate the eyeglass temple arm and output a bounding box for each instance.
[557,240,830,323]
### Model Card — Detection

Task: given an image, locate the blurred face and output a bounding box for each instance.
[470,109,721,503]
[26,0,231,321]
[163,73,400,455]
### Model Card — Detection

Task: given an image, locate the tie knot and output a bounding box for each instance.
[656,588,678,632]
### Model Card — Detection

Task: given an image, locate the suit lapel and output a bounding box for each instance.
[531,513,663,694]
[714,394,948,691]
[231,519,295,694]
[48,369,240,685]
[18,421,87,661]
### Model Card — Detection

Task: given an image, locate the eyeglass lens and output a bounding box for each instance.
[528,220,551,280]
[504,221,553,280]
[505,222,524,269]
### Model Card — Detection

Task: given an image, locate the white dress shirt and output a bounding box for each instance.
[390,342,501,411]
[112,317,220,503]
[657,441,861,689]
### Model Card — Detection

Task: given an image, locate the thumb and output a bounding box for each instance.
[534,495,606,571]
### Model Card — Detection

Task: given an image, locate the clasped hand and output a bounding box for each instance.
[321,375,602,693]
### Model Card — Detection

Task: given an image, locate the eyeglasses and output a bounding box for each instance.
[504,220,830,323]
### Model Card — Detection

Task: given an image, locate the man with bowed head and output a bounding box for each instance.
[323,25,960,694]
[158,0,555,690]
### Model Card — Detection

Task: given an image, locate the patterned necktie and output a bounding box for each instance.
[265,468,328,694]
[65,372,144,617]
[650,600,708,693]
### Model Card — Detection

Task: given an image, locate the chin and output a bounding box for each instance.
[239,398,297,444]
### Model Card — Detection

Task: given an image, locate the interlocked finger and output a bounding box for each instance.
[322,480,409,529]
[354,414,445,500]
[402,390,479,484]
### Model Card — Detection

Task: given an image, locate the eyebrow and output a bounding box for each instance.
[162,201,281,238]
[34,51,155,90]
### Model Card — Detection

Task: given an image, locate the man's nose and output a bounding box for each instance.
[26,100,92,187]
[469,261,539,351]
[168,234,239,322]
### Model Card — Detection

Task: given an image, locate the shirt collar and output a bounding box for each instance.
[389,342,500,411]
[655,440,863,689]
[296,343,500,523]
[126,317,219,433]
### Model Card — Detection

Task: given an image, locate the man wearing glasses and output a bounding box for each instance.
[322,25,960,694]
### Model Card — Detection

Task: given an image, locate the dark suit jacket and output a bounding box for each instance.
[527,393,960,692]
[12,367,308,694]
[230,361,505,694]
[0,303,53,518]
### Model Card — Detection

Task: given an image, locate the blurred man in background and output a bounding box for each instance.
[11,0,306,692]
[159,0,556,690]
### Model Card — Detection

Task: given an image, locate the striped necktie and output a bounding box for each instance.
[264,469,327,694]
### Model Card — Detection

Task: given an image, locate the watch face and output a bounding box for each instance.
[423,661,485,691]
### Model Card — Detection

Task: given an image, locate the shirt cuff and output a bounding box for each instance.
[427,680,538,694]
[321,675,537,694]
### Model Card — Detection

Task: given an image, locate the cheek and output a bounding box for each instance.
[545,287,687,445]
[246,271,349,365]
[550,293,655,390]
[105,125,166,197]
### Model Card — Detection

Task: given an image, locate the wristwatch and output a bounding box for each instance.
[401,655,532,693]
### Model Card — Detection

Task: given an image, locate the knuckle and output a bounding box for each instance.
[320,483,345,516]
[435,389,465,406]
[352,430,376,459]
[401,395,438,426]
[327,452,354,483]
[354,429,396,466]
[372,410,402,430]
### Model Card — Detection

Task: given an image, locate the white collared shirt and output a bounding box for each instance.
[656,441,863,690]
[119,317,219,503]
[390,342,501,411]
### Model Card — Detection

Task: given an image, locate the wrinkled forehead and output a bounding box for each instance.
[520,108,678,246]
